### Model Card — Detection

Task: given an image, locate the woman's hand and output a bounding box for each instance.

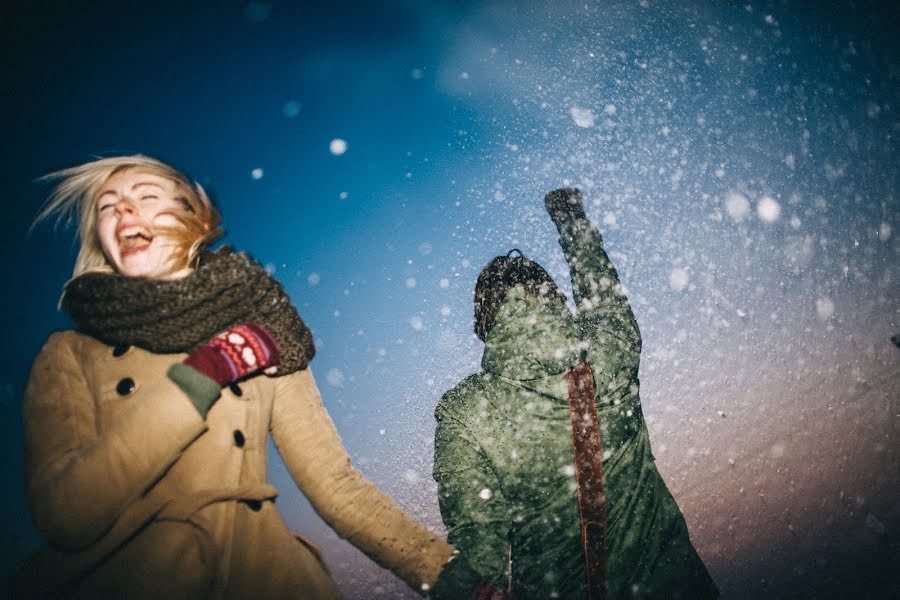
[184,323,280,387]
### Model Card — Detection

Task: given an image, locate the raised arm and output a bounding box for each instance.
[544,188,641,352]
[270,367,454,595]
[23,332,208,551]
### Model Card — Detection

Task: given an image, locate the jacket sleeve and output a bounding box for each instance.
[23,332,208,551]
[270,367,454,594]
[431,391,511,597]
[554,212,642,360]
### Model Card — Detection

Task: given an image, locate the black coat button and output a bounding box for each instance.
[112,344,130,357]
[229,382,243,397]
[233,430,246,447]
[116,377,135,396]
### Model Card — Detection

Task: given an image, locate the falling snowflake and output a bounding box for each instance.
[570,106,595,128]
[815,298,835,320]
[326,368,344,387]
[865,513,886,536]
[725,192,751,221]
[757,196,781,222]
[282,101,301,118]
[669,268,690,291]
[329,138,348,155]
[251,168,264,180]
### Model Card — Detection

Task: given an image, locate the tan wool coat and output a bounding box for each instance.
[19,330,453,599]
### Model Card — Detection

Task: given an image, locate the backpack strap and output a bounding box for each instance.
[565,361,607,600]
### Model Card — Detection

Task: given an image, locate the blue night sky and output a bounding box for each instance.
[2,1,897,597]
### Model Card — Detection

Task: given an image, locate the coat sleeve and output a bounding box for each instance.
[554,212,642,362]
[23,332,208,552]
[431,389,511,597]
[270,367,454,594]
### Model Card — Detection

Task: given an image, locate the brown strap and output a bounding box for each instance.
[565,362,607,600]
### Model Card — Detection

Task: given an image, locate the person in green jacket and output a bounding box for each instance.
[430,188,718,599]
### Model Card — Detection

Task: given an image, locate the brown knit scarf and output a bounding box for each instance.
[61,246,315,375]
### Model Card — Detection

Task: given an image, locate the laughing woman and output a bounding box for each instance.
[17,155,453,599]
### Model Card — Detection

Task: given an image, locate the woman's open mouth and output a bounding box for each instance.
[117,226,153,256]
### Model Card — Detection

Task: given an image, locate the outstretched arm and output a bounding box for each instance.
[544,188,641,352]
[270,367,453,594]
[430,390,511,599]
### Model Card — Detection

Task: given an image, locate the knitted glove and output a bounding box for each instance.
[184,323,281,387]
[544,187,586,225]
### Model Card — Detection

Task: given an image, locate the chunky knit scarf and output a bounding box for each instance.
[61,246,315,375]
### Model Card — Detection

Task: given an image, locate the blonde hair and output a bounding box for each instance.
[36,155,223,277]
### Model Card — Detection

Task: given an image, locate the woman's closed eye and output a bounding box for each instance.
[175,196,194,212]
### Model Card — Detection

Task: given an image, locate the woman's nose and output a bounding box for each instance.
[114,197,138,216]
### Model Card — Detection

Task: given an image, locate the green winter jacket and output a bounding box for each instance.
[432,215,718,599]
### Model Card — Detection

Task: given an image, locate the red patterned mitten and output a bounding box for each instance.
[184,323,280,387]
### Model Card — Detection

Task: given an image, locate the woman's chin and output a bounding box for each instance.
[115,253,187,280]
[160,266,194,280]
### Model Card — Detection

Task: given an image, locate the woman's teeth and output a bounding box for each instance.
[119,230,152,253]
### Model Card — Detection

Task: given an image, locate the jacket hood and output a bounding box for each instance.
[481,285,587,380]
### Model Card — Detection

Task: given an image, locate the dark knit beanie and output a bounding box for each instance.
[473,249,566,341]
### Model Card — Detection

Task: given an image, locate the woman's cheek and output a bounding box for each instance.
[97,220,117,254]
[151,212,181,228]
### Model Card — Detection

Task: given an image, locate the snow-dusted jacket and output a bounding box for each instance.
[19,331,453,598]
[432,215,718,599]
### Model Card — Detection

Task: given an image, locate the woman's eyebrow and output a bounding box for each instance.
[97,181,166,201]
[130,181,165,192]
